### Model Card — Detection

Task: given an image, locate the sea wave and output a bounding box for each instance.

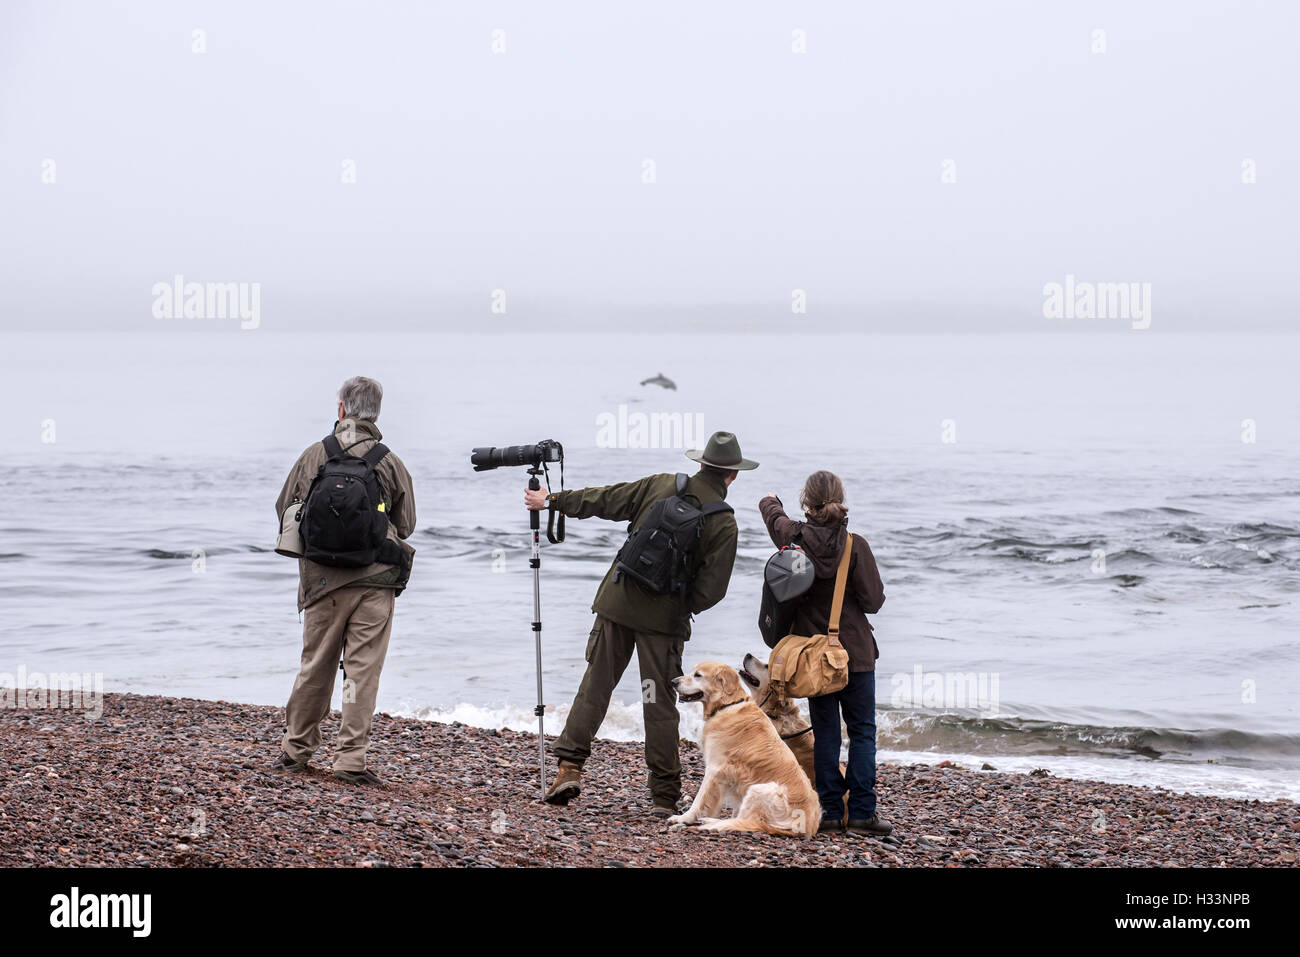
[413,511,1300,573]
[391,698,1300,801]
[874,709,1300,768]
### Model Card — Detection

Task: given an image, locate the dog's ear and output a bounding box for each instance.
[713,667,740,697]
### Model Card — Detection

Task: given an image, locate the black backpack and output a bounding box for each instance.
[614,473,733,599]
[300,433,393,568]
[758,544,816,648]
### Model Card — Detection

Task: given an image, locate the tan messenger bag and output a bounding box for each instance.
[768,535,853,700]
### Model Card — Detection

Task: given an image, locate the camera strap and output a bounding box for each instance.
[543,456,565,543]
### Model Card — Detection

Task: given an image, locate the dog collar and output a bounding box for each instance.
[781,725,813,741]
[706,698,747,719]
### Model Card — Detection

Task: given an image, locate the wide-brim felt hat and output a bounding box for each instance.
[685,431,759,471]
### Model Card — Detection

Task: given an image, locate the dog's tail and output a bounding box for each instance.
[697,782,816,839]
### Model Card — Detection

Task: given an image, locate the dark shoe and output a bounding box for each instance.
[333,768,383,787]
[273,752,306,772]
[846,815,893,836]
[650,800,678,819]
[818,815,845,834]
[543,760,582,805]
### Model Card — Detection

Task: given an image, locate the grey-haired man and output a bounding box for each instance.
[273,376,416,785]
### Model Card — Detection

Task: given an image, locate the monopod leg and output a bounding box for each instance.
[529,472,547,797]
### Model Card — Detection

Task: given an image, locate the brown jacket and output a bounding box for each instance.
[759,495,884,672]
[276,419,417,611]
[552,470,738,639]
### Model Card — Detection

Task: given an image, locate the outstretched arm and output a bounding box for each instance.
[525,476,658,524]
[759,493,802,548]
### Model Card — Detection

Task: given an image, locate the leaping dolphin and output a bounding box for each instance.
[639,373,677,390]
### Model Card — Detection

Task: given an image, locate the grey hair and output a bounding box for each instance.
[337,376,383,421]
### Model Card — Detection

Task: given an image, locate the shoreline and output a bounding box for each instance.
[1,693,1294,868]
[402,700,1299,805]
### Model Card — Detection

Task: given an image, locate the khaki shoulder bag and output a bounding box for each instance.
[768,535,852,700]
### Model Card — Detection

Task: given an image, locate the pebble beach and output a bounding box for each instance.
[1,693,1295,869]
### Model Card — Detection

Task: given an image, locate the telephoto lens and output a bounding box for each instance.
[470,441,563,472]
[471,445,532,471]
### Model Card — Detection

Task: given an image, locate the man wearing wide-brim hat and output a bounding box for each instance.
[525,431,758,816]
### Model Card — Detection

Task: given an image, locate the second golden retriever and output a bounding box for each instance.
[740,652,850,825]
[669,662,820,838]
[738,652,817,784]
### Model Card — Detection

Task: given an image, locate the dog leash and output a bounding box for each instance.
[756,685,813,739]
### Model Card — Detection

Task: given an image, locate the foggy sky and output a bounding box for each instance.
[1,0,1297,332]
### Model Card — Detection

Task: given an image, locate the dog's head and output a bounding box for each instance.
[739,653,771,698]
[673,662,746,711]
[741,653,798,718]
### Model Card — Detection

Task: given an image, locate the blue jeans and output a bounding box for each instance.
[807,670,878,820]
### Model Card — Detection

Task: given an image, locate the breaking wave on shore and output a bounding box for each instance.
[397,698,1300,802]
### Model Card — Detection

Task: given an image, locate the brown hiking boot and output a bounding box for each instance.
[543,760,582,805]
[846,815,893,836]
[650,800,678,819]
[818,815,845,834]
[333,768,384,787]
[273,752,306,772]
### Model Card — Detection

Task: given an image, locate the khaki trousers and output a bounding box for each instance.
[553,615,685,805]
[282,586,394,772]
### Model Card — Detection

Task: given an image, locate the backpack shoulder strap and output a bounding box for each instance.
[361,442,390,468]
[674,472,688,496]
[321,433,343,459]
[827,534,853,638]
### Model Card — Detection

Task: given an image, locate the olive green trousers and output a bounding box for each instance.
[553,616,686,805]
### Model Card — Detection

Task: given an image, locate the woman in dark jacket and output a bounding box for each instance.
[759,471,891,835]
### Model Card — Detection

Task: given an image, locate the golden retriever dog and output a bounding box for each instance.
[669,662,820,838]
[738,652,816,784]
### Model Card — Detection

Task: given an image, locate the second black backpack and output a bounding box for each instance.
[300,433,392,568]
[758,544,816,648]
[614,473,733,599]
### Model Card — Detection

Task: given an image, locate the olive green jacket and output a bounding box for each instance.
[276,418,417,611]
[551,470,738,639]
